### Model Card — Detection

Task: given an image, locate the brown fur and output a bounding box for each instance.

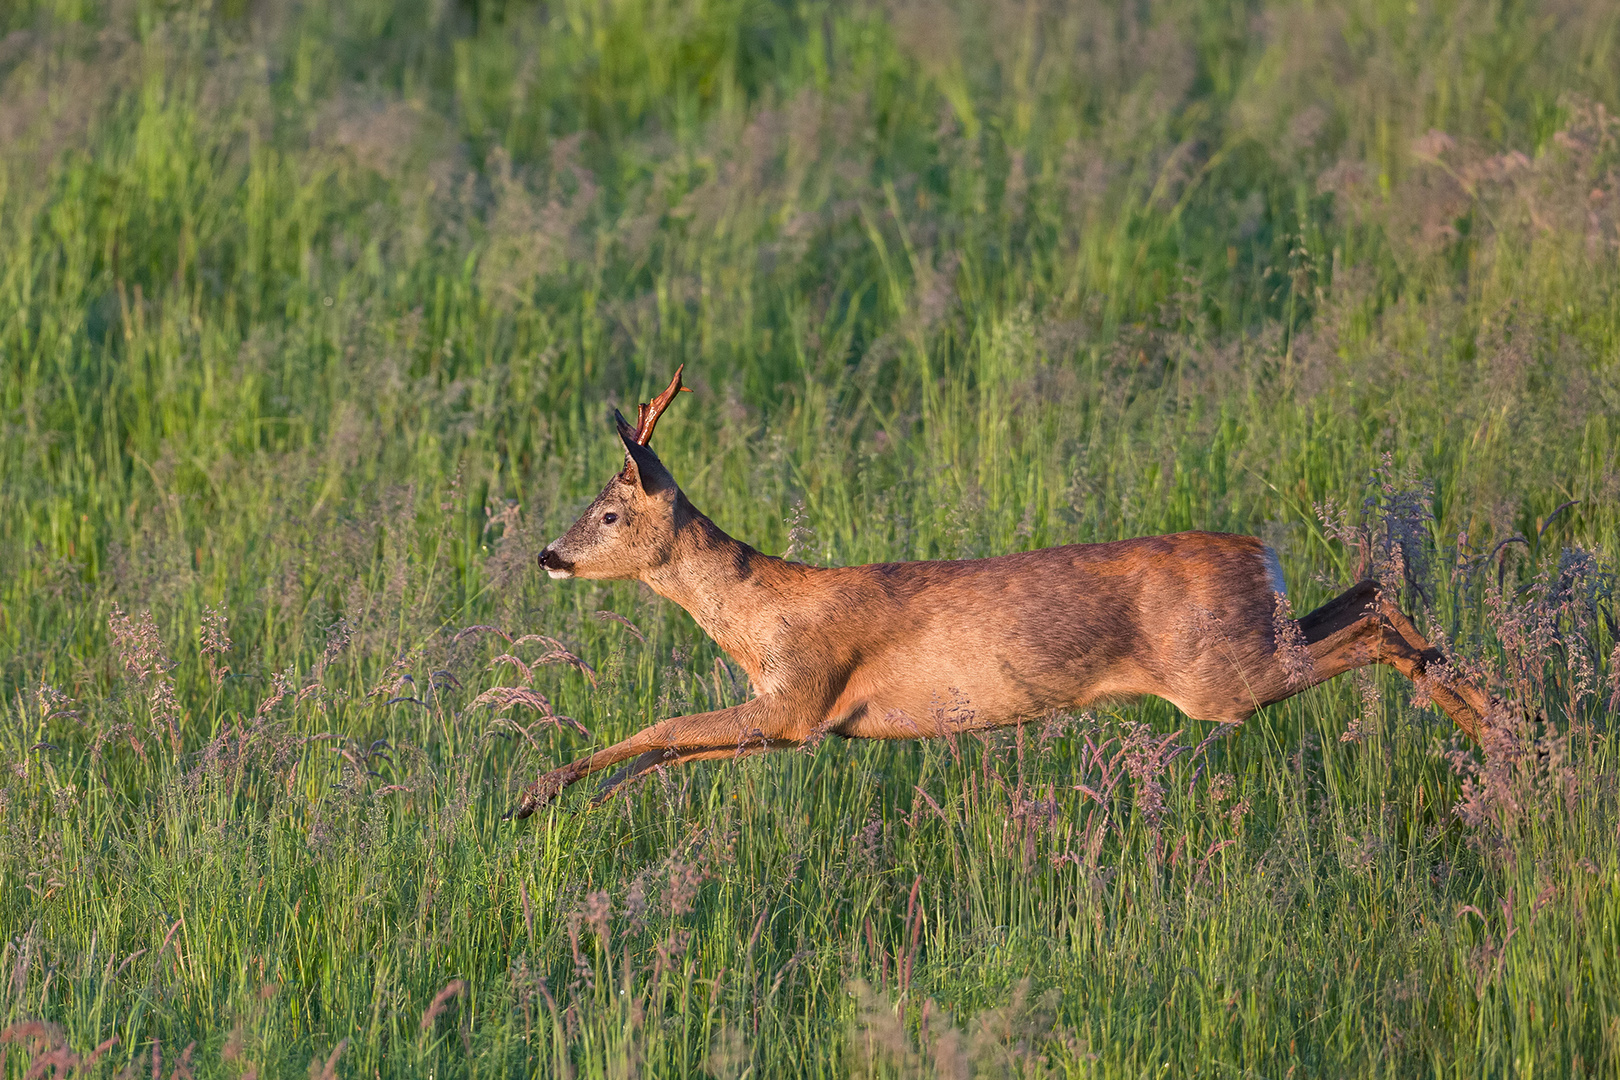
[516,407,1493,816]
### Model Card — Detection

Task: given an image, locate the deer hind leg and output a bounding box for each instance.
[508,697,801,818]
[1276,580,1490,742]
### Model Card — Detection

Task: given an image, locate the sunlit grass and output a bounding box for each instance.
[2,0,1618,1075]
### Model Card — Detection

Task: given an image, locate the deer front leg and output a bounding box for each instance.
[508,696,803,818]
[587,741,794,806]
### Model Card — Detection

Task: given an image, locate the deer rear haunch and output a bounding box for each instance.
[509,370,1495,819]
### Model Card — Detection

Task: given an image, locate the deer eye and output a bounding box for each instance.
[601,512,619,525]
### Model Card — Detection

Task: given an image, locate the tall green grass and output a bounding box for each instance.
[2,0,1618,1074]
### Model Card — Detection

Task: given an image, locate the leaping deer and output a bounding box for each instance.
[512,369,1493,817]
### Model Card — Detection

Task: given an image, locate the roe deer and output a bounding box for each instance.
[512,368,1494,817]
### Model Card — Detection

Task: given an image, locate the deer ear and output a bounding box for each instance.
[615,410,677,498]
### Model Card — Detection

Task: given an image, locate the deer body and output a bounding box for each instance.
[651,523,1291,728]
[514,370,1492,816]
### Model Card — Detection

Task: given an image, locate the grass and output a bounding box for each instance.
[2,0,1619,1074]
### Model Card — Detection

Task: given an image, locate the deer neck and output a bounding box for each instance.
[640,500,800,681]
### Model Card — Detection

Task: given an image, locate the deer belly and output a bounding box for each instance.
[830,643,1074,738]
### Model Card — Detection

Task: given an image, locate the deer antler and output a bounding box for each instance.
[633,365,691,445]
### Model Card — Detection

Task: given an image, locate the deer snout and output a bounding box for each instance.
[538,546,575,580]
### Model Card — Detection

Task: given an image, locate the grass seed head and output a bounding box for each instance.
[420,980,468,1033]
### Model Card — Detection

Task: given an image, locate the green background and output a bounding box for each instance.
[2,0,1618,1074]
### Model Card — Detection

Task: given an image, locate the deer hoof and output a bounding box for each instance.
[506,771,571,820]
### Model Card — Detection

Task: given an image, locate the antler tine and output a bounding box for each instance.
[633,365,692,445]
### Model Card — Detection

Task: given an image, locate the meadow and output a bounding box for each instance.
[2,0,1619,1074]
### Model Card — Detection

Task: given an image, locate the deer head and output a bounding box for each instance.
[538,367,693,581]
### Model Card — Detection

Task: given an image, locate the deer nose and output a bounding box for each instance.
[538,547,574,577]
